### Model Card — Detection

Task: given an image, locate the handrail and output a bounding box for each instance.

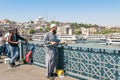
[19,42,120,80]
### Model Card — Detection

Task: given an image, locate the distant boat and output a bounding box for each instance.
[31,34,78,42]
[82,34,106,41]
[31,34,44,42]
[106,37,120,45]
[57,35,78,41]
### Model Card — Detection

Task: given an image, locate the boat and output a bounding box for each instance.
[82,34,106,41]
[32,34,78,42]
[106,37,120,45]
[32,34,78,43]
[31,34,44,42]
[57,35,78,41]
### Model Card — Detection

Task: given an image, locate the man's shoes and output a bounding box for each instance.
[49,77,55,80]
[46,73,57,80]
[46,76,55,80]
[52,73,57,77]
[9,62,15,68]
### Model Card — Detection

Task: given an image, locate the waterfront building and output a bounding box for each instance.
[57,26,74,35]
[81,27,89,36]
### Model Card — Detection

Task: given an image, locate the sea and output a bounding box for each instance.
[69,40,120,50]
[29,40,120,50]
[29,40,120,79]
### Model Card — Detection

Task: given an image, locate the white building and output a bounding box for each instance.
[57,25,73,35]
[81,27,89,35]
[68,28,74,35]
[35,16,44,25]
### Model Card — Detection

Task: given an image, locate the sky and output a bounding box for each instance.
[0,0,120,26]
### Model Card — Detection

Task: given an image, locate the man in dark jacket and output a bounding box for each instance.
[8,28,27,68]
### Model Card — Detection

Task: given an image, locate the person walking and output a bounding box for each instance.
[0,33,5,59]
[8,28,27,68]
[4,29,12,58]
[43,24,65,80]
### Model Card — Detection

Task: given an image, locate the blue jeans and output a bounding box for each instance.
[5,44,11,58]
[9,45,19,63]
[0,46,3,55]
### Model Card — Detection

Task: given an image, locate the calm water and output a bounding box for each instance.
[29,40,120,50]
[29,40,119,79]
[68,40,120,50]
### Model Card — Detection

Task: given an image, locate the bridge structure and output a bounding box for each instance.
[19,42,120,80]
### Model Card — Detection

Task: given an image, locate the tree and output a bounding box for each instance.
[74,30,82,35]
[94,29,120,34]
[29,29,35,34]
[30,20,34,24]
[39,28,43,32]
[71,23,93,29]
[4,19,10,23]
[4,19,17,24]
[9,21,16,24]
[45,26,50,32]
[71,23,78,28]
[51,20,56,24]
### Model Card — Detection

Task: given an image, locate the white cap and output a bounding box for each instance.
[50,24,57,28]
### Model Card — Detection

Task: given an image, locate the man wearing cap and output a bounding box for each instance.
[4,29,12,58]
[43,24,65,80]
[8,28,27,68]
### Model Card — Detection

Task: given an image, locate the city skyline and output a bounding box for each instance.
[0,0,120,26]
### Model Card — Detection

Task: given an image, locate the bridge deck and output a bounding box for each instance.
[0,57,77,80]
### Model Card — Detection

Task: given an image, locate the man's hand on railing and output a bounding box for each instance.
[15,42,19,44]
[60,41,66,45]
[50,41,57,45]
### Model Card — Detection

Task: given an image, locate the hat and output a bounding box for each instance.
[50,24,57,28]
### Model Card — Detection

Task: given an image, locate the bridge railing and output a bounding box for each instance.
[19,42,120,80]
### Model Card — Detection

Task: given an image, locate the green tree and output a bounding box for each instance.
[51,20,56,24]
[29,29,35,34]
[39,28,43,32]
[30,20,34,24]
[9,21,16,24]
[45,26,50,32]
[74,30,82,35]
[71,23,78,28]
[95,29,119,34]
[71,23,93,29]
[4,19,10,23]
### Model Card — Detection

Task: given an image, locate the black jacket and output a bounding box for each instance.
[9,34,26,47]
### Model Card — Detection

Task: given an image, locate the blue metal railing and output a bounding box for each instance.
[19,42,120,80]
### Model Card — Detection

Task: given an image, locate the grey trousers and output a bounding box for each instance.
[45,52,59,77]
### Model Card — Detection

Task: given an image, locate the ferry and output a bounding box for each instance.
[31,34,44,42]
[57,35,78,41]
[82,34,106,41]
[31,34,78,42]
[106,37,120,45]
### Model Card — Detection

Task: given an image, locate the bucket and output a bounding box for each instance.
[56,69,64,77]
[4,58,10,64]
